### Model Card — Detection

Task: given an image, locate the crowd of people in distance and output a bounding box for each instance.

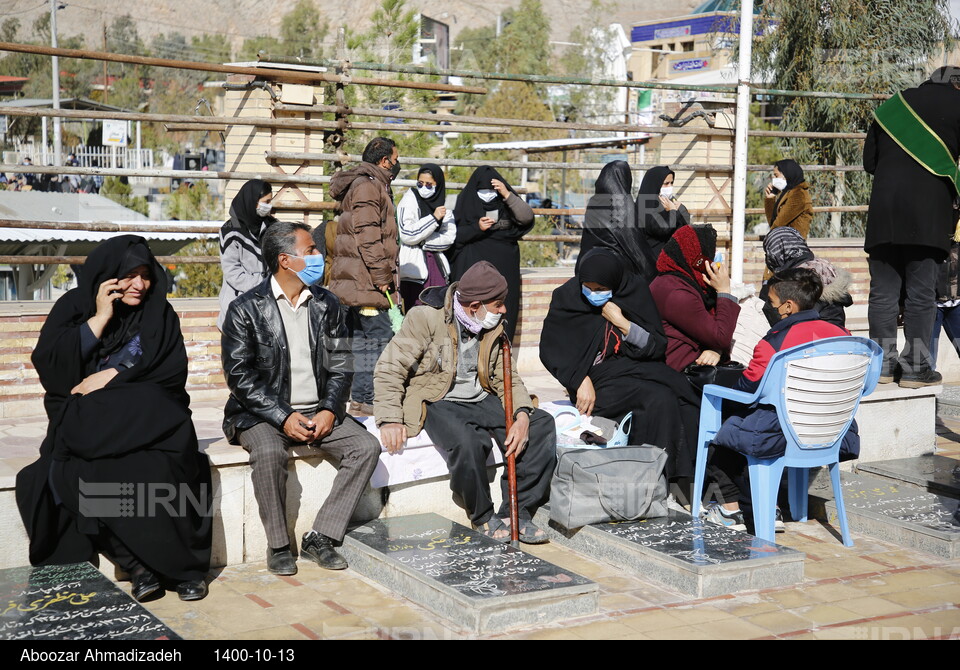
[14,65,960,603]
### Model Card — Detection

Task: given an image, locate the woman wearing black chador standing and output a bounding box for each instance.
[449,166,534,343]
[16,236,212,602]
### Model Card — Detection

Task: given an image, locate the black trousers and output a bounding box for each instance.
[423,395,557,526]
[867,244,940,374]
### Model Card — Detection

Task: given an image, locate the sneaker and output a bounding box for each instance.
[301,531,348,570]
[703,504,746,532]
[879,360,900,384]
[898,369,942,389]
[775,507,786,533]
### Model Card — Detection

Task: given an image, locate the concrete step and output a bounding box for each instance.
[936,385,960,418]
[809,472,960,559]
[341,513,599,635]
[532,507,805,598]
[857,456,960,500]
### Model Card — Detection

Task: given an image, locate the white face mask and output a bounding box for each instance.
[417,185,436,199]
[256,201,273,217]
[475,304,502,330]
[660,186,674,199]
[477,189,498,203]
[771,177,788,191]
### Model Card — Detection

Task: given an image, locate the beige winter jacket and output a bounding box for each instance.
[373,283,534,437]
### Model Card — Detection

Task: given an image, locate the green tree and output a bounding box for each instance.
[750,0,957,237]
[239,0,328,61]
[557,1,618,125]
[163,182,223,297]
[340,0,441,163]
[100,177,149,216]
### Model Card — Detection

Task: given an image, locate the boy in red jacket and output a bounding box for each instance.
[704,268,856,531]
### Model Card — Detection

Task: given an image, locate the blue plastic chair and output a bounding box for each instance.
[691,336,883,546]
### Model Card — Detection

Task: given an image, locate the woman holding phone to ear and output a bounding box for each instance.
[449,166,534,343]
[649,224,740,372]
[764,159,813,238]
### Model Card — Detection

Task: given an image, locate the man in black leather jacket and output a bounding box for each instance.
[221,221,380,575]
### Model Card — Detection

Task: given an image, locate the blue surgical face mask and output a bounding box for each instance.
[288,254,325,286]
[582,285,613,307]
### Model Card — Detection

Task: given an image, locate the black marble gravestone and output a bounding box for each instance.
[0,563,180,641]
[343,513,598,633]
[534,508,805,597]
[858,455,960,499]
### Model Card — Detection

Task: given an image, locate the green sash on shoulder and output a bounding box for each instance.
[873,92,960,197]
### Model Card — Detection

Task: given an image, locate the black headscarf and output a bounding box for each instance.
[413,163,446,219]
[540,248,667,394]
[636,166,690,256]
[93,241,157,362]
[579,161,656,278]
[219,179,274,255]
[773,159,805,216]
[454,166,518,225]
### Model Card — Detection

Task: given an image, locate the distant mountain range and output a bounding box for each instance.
[3,0,703,57]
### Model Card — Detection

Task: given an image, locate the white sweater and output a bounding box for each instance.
[395,188,456,282]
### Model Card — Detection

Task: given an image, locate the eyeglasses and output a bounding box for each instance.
[416,181,435,188]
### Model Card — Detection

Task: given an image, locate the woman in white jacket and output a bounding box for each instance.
[397,163,456,311]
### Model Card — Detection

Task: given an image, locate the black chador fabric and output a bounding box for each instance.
[449,166,534,342]
[218,179,276,261]
[636,166,691,265]
[16,235,211,582]
[578,160,656,279]
[540,248,700,479]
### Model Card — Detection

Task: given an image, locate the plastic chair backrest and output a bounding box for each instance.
[754,336,882,456]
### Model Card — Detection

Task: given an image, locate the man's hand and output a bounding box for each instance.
[504,411,529,458]
[576,376,596,416]
[71,368,119,395]
[380,422,407,455]
[313,410,336,441]
[283,412,317,443]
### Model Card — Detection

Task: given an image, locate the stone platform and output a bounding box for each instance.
[340,513,599,634]
[533,508,805,598]
[858,455,960,499]
[811,472,960,559]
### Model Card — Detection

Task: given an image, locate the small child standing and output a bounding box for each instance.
[704,268,858,531]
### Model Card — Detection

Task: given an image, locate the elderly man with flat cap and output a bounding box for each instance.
[374,261,557,543]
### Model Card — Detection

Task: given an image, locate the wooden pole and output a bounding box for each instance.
[501,333,520,547]
[0,42,488,95]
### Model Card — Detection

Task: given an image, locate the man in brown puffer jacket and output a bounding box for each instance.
[329,137,401,415]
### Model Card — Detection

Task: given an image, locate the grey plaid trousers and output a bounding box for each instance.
[238,413,381,548]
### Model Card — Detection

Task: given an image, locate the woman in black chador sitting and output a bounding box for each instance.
[540,248,701,485]
[16,235,212,602]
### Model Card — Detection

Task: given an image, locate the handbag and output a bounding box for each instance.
[683,361,745,394]
[549,444,669,530]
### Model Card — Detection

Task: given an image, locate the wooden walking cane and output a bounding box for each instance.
[501,328,521,548]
